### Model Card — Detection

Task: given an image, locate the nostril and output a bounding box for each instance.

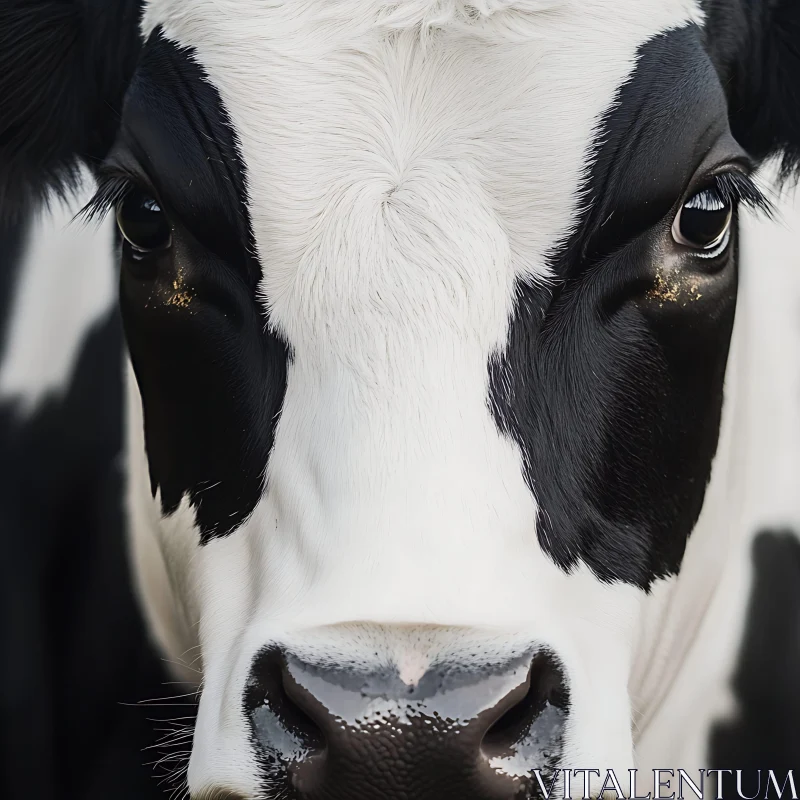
[279,665,327,750]
[482,652,568,756]
[245,648,325,757]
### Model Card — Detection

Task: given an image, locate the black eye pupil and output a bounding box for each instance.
[116,188,171,252]
[678,188,732,249]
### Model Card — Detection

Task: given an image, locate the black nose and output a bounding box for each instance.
[245,648,569,800]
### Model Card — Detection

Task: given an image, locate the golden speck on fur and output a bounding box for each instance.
[163,264,194,309]
[168,290,193,308]
[647,266,703,307]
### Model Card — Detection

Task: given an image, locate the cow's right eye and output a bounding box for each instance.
[116,188,172,254]
[671,184,732,256]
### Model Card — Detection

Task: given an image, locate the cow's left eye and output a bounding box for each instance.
[116,188,172,254]
[672,184,732,256]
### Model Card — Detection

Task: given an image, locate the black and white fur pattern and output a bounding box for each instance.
[1,0,799,797]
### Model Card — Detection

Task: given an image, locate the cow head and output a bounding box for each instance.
[4,0,799,797]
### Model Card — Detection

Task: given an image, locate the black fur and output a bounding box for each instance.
[0,0,142,218]
[490,7,800,588]
[703,0,800,179]
[490,26,738,589]
[113,30,288,542]
[710,530,800,798]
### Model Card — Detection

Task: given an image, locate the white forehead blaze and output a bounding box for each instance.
[135,0,703,793]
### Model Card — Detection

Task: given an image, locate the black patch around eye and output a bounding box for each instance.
[116,188,171,252]
[489,24,737,589]
[118,30,289,543]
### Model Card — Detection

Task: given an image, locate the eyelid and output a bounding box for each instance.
[712,154,757,175]
[682,157,751,200]
[101,155,163,202]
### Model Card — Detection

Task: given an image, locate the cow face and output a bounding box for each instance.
[70,0,797,797]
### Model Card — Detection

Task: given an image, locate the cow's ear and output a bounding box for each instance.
[704,0,800,179]
[0,0,142,218]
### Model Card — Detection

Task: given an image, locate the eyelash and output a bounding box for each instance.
[78,173,138,223]
[704,170,772,216]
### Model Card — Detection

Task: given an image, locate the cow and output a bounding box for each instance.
[1,1,800,798]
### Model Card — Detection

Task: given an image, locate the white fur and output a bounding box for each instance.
[0,169,116,412]
[124,1,788,796]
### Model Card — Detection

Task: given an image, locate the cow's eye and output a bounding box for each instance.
[116,188,172,253]
[672,184,732,256]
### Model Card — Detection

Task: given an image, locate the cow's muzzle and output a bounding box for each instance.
[241,646,569,799]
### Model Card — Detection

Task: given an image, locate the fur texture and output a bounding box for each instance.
[0,0,142,217]
[3,0,800,795]
[703,0,800,179]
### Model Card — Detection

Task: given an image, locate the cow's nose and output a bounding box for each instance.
[245,647,569,799]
